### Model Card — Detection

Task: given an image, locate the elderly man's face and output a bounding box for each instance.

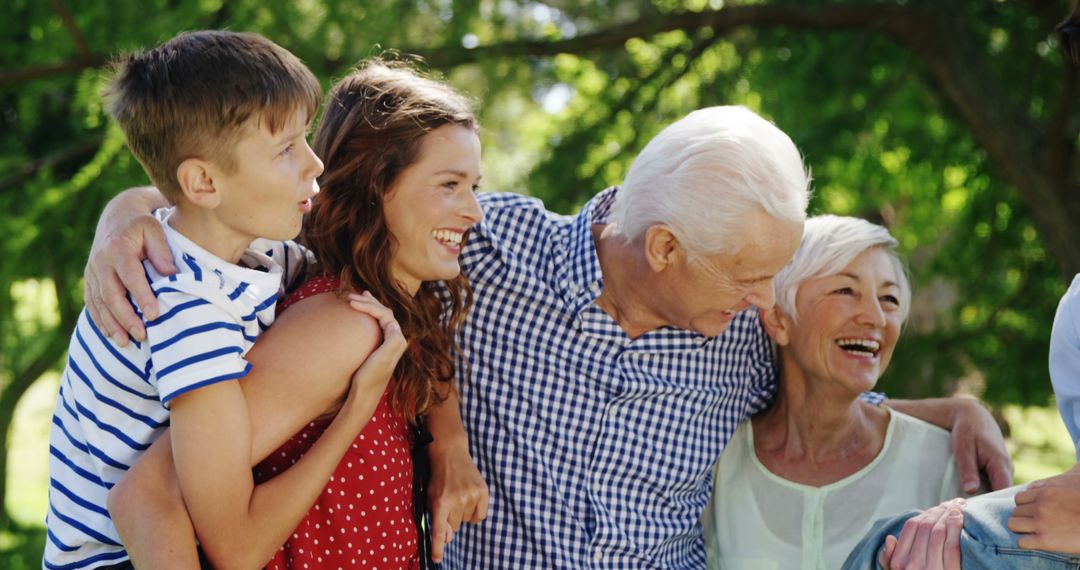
[662,211,803,337]
[782,247,903,392]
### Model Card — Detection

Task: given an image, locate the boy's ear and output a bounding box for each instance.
[760,307,792,346]
[176,158,221,208]
[643,224,680,272]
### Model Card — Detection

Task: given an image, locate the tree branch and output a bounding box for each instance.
[412,4,913,67]
[0,137,102,192]
[0,56,108,89]
[413,1,1080,276]
[49,0,92,61]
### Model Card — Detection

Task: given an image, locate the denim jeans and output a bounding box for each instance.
[842,486,1080,569]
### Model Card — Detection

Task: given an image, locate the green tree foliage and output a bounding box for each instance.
[1,0,1077,528]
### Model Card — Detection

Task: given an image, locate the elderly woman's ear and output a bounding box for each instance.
[759,307,791,346]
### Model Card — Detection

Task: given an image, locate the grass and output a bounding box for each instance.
[3,374,1075,569]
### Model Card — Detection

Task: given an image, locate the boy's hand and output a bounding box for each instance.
[880,499,965,570]
[428,437,489,562]
[85,188,176,345]
[1010,463,1080,553]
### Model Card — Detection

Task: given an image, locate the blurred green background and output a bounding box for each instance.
[2,0,1078,567]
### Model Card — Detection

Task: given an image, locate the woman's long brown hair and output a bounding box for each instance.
[305,59,475,424]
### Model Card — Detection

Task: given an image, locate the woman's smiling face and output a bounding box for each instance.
[780,247,904,393]
[382,123,484,295]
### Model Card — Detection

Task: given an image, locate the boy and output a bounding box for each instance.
[45,30,333,569]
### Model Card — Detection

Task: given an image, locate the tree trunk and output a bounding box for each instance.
[0,277,77,529]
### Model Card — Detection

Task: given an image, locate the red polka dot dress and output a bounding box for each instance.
[254,275,419,570]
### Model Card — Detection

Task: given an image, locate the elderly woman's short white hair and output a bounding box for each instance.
[774,215,912,323]
[609,105,810,257]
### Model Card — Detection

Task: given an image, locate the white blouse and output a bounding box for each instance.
[703,408,962,570]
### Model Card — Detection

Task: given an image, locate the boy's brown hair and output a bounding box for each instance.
[105,30,321,201]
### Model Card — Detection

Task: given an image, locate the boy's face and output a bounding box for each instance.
[209,109,323,243]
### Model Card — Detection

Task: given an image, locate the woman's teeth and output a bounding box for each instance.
[433,230,463,246]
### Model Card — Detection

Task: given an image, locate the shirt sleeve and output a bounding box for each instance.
[745,312,779,415]
[859,391,887,406]
[145,278,251,407]
[1050,274,1080,460]
[250,238,313,295]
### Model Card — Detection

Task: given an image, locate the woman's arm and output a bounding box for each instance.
[110,293,402,569]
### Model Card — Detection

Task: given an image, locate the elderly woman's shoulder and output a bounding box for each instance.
[885,407,952,443]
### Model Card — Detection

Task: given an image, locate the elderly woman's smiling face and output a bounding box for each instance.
[779,246,903,393]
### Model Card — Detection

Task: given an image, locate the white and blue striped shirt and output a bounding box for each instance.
[44,209,301,570]
[442,188,779,569]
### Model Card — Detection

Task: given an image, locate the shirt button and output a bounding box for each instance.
[593,550,603,561]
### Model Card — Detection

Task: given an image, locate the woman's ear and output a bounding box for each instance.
[760,306,792,346]
[176,158,221,208]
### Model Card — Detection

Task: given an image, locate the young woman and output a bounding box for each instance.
[104,59,484,569]
[252,60,483,569]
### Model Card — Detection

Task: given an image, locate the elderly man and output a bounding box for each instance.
[86,106,1009,568]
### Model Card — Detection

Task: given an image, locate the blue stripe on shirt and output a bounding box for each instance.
[50,416,89,456]
[81,316,150,382]
[151,321,245,353]
[70,337,156,398]
[66,361,160,429]
[227,282,249,300]
[72,402,147,456]
[43,549,128,570]
[145,297,211,328]
[47,505,122,547]
[156,345,244,379]
[161,363,252,405]
[49,446,106,489]
[252,292,278,313]
[182,253,202,281]
[50,479,110,517]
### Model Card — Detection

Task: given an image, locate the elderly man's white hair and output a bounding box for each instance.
[610,105,810,257]
[774,214,912,324]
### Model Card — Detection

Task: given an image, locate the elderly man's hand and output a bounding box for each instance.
[1009,463,1080,554]
[84,188,175,345]
[879,498,965,570]
[947,397,1012,493]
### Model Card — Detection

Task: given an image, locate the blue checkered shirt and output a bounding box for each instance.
[442,187,780,569]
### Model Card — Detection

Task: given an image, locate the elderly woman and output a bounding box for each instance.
[703,215,963,569]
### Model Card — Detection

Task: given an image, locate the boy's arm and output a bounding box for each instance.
[84,186,174,344]
[425,386,489,562]
[885,397,1012,493]
[116,293,401,570]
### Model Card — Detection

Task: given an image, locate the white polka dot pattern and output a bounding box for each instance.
[254,276,419,569]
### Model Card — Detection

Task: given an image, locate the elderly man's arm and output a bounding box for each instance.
[885,397,1012,493]
[84,186,174,344]
[422,386,489,563]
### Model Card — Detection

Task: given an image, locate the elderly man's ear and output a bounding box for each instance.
[643,224,680,271]
[760,307,791,346]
